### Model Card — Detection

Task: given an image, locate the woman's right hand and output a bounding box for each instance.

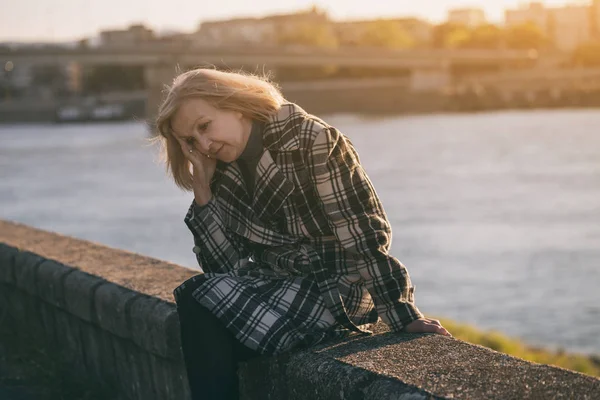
[403,318,452,337]
[177,137,217,206]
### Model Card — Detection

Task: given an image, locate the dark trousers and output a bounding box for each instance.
[176,290,261,400]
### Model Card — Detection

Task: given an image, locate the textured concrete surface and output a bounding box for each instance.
[0,219,196,359]
[0,219,195,399]
[241,322,600,399]
[0,220,197,303]
[0,387,36,400]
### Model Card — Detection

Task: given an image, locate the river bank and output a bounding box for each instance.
[1,83,600,124]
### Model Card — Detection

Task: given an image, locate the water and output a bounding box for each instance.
[1,110,599,356]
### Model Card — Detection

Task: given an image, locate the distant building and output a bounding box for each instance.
[504,2,598,51]
[194,8,330,47]
[548,4,592,52]
[335,18,432,47]
[505,2,548,30]
[593,0,600,38]
[195,18,276,47]
[448,8,487,28]
[152,32,193,48]
[99,24,155,48]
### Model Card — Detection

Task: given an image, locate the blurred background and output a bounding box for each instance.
[1,0,599,361]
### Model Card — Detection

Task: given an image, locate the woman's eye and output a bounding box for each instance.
[198,122,210,132]
[185,138,195,145]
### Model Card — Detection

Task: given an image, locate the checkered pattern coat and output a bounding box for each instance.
[173,103,423,355]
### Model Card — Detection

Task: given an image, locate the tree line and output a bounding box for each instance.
[279,20,600,66]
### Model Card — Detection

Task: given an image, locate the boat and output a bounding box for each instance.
[55,98,128,123]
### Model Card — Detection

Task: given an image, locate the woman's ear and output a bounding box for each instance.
[234,111,244,120]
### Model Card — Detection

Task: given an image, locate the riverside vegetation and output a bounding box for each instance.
[439,318,600,377]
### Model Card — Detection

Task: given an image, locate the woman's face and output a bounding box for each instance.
[170,97,252,163]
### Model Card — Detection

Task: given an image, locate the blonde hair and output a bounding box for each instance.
[152,68,285,191]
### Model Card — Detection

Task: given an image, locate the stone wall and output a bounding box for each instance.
[1,219,599,399]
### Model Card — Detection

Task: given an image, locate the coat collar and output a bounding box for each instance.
[211,102,310,209]
[210,102,329,237]
[262,102,323,152]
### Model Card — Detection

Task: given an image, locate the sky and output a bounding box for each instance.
[0,0,590,42]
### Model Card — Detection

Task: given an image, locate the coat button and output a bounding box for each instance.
[192,246,201,254]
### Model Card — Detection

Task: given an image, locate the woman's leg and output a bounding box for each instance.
[176,291,261,400]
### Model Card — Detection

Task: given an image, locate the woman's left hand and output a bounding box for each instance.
[403,318,452,337]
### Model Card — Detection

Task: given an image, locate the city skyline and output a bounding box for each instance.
[1,0,589,42]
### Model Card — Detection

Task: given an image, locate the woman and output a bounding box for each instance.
[155,68,450,400]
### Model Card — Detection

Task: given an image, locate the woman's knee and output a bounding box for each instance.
[175,290,201,321]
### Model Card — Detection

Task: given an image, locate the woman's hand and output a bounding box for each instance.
[403,318,452,337]
[177,136,217,206]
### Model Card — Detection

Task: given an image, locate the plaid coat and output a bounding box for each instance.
[173,103,423,355]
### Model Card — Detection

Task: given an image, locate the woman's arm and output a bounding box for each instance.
[176,134,249,273]
[306,126,424,332]
[184,198,250,273]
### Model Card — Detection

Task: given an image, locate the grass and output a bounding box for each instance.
[439,318,600,377]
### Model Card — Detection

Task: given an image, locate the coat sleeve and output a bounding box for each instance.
[184,198,250,273]
[306,126,423,332]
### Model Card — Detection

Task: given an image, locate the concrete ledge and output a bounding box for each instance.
[63,269,105,323]
[36,259,75,308]
[1,219,599,399]
[0,220,195,303]
[0,220,197,399]
[0,220,196,360]
[240,325,600,399]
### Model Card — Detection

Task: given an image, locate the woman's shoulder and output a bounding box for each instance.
[263,103,332,151]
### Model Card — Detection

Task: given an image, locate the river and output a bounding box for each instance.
[1,108,599,355]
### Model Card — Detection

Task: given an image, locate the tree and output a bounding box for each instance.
[277,23,338,48]
[431,23,471,49]
[358,20,414,49]
[505,22,547,50]
[571,41,600,66]
[462,24,504,49]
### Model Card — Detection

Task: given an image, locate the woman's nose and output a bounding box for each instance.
[198,136,213,152]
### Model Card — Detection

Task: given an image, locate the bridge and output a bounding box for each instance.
[0,45,536,68]
[0,46,538,121]
[461,66,600,90]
